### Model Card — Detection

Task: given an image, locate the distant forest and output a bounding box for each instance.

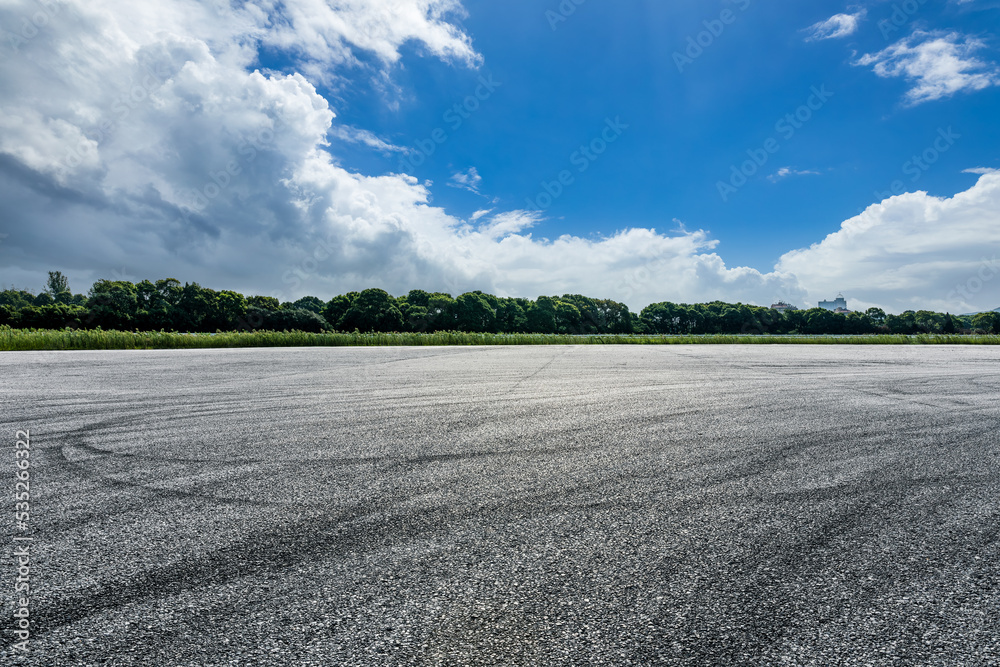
[2,272,998,336]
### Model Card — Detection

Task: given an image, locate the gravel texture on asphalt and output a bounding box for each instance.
[1,345,999,666]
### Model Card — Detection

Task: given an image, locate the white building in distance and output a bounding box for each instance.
[819,294,848,311]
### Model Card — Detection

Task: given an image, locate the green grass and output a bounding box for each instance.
[1,327,999,351]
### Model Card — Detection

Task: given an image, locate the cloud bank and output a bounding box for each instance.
[777,173,1000,313]
[0,0,998,316]
[0,0,807,311]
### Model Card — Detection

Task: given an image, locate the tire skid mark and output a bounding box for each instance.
[4,485,570,646]
[696,415,1000,490]
[56,444,282,508]
[47,418,610,540]
[639,483,975,663]
[67,441,265,466]
[507,347,571,394]
[64,437,595,471]
[11,457,705,646]
[0,506,442,645]
[845,383,1000,415]
[272,346,485,380]
[768,473,1000,503]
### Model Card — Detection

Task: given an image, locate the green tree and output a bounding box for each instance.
[914,310,946,333]
[595,298,634,334]
[45,271,71,303]
[845,311,874,334]
[0,289,35,310]
[719,306,744,334]
[207,290,248,330]
[698,302,726,334]
[17,303,87,329]
[525,296,557,333]
[865,307,886,326]
[262,308,330,332]
[455,292,497,332]
[339,289,404,332]
[248,295,281,311]
[553,300,582,334]
[426,293,456,330]
[751,306,784,334]
[323,292,358,330]
[292,296,325,314]
[135,280,163,330]
[0,304,14,326]
[87,280,139,329]
[560,295,601,333]
[495,297,528,333]
[886,311,916,334]
[803,308,839,334]
[399,290,431,331]
[641,301,680,334]
[174,283,215,331]
[971,311,1000,334]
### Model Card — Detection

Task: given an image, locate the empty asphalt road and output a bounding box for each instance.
[1,345,999,665]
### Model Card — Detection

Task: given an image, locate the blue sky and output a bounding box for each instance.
[326,0,999,266]
[1,0,999,312]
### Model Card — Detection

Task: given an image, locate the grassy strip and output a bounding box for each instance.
[1,328,999,351]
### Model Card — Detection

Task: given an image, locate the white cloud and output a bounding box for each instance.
[472,210,538,240]
[963,167,999,175]
[329,125,409,154]
[804,11,865,41]
[448,166,482,193]
[855,31,1000,105]
[263,0,479,66]
[0,0,806,311]
[776,173,1000,313]
[769,167,821,182]
[3,0,998,318]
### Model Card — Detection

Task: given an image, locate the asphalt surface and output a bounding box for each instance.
[1,345,999,666]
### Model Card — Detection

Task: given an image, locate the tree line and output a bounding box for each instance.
[1,272,998,336]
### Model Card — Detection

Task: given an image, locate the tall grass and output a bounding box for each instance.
[1,327,998,351]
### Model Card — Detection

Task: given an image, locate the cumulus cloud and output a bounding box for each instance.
[776,173,1000,313]
[804,11,865,41]
[4,0,997,317]
[963,167,999,175]
[0,0,808,311]
[855,31,1000,105]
